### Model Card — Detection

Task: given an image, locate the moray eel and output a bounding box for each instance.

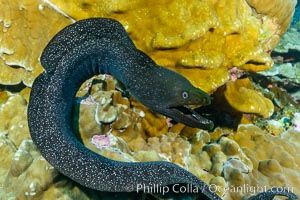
[28,18,298,200]
[28,18,219,199]
[248,189,298,200]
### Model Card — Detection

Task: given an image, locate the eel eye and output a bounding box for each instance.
[182,91,189,99]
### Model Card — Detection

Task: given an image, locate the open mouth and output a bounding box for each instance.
[168,105,214,130]
[171,105,204,121]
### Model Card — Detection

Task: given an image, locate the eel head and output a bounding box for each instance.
[132,66,214,130]
[158,85,214,130]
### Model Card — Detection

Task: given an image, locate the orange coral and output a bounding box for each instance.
[246,0,297,51]
[224,78,274,118]
[44,0,294,92]
[246,0,297,35]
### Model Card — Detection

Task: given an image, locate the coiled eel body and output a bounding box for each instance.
[28,18,298,200]
[28,18,219,199]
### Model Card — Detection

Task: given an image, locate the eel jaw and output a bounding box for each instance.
[166,105,214,130]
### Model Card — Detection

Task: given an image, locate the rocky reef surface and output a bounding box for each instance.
[0,0,299,199]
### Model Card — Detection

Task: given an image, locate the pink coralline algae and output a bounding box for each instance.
[228,67,245,81]
[91,134,111,149]
[80,95,96,105]
[293,113,300,132]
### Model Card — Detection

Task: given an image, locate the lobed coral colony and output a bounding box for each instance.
[0,0,299,199]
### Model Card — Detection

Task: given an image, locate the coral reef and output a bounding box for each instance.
[1,0,297,94]
[224,78,274,118]
[0,91,30,147]
[1,0,296,114]
[0,0,299,200]
[258,62,300,82]
[75,75,168,152]
[0,0,72,87]
[228,124,300,200]
[0,139,58,199]
[47,0,284,90]
[75,78,300,199]
[76,82,300,198]
[0,0,296,122]
[274,27,300,52]
[0,135,144,200]
[246,0,297,35]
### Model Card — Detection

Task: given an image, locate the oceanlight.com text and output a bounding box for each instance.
[136,183,294,196]
[209,184,294,197]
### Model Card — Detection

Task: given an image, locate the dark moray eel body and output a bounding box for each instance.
[28,18,219,199]
[248,189,298,200]
[28,18,298,200]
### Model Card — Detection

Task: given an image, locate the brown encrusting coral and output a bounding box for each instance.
[0,0,299,199]
[0,0,71,87]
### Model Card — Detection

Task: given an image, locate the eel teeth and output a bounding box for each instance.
[172,105,202,120]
